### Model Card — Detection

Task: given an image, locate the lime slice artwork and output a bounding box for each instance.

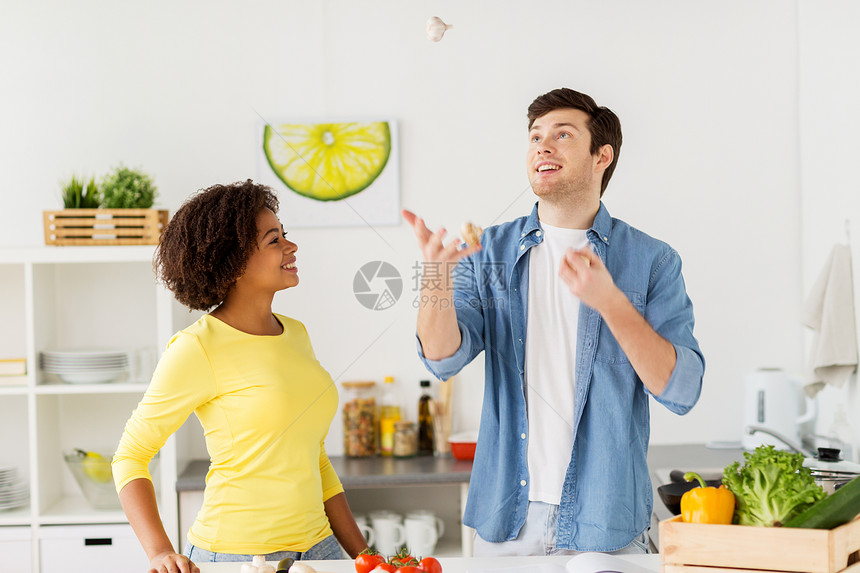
[263,121,392,202]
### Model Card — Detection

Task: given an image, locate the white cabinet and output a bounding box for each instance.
[0,246,193,572]
[39,524,148,573]
[0,526,32,573]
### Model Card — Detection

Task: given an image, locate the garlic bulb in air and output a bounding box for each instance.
[461,221,483,247]
[426,16,452,42]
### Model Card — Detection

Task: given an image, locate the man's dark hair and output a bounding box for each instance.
[527,88,622,196]
[155,180,279,311]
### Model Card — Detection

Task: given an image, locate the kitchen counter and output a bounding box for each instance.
[193,554,661,573]
[176,455,473,491]
[178,444,745,556]
[177,455,474,555]
[178,444,740,493]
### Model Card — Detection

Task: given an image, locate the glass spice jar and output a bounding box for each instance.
[393,420,418,458]
[342,381,377,457]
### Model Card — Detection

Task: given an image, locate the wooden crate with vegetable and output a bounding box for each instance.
[45,165,166,246]
[660,515,860,573]
[43,209,168,246]
[659,446,860,573]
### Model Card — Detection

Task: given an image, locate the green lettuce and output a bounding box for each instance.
[723,445,826,527]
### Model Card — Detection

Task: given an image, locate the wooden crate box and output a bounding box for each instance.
[43,209,168,246]
[659,515,860,573]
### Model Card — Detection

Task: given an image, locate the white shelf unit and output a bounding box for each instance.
[0,246,186,573]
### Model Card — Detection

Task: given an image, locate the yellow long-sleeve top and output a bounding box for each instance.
[113,313,343,554]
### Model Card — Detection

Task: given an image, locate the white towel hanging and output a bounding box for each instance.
[802,243,859,397]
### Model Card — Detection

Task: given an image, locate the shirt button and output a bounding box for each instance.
[521,232,526,237]
[603,236,608,241]
[520,245,525,251]
[520,480,527,486]
[521,433,526,439]
[536,231,542,237]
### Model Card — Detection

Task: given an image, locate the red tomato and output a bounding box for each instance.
[355,553,386,573]
[389,550,418,569]
[418,557,442,573]
[394,567,423,573]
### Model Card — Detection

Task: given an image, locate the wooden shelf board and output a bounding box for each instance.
[0,245,157,265]
[0,505,33,526]
[34,382,149,395]
[38,495,127,525]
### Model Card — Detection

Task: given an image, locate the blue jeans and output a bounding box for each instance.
[472,501,650,557]
[184,534,343,562]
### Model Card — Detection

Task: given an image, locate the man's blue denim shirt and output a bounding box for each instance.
[418,202,704,551]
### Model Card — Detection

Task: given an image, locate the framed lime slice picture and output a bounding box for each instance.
[263,121,392,202]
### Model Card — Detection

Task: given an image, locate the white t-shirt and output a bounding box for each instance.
[525,222,588,504]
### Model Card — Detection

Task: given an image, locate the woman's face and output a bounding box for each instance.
[239,208,299,293]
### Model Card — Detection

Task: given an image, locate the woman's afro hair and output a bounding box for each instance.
[155,180,279,311]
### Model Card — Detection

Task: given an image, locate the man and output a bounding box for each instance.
[402,88,704,555]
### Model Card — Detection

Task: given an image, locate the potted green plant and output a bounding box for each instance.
[99,164,158,209]
[45,165,167,246]
[60,175,100,209]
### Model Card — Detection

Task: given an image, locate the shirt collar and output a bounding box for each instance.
[521,202,542,239]
[589,201,612,245]
[521,201,612,245]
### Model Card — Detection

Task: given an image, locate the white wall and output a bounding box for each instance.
[3,0,840,454]
[798,0,860,455]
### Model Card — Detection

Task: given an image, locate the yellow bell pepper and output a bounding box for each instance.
[681,471,736,524]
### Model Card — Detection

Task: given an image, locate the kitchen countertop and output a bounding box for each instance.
[193,554,661,573]
[178,444,746,554]
[178,443,742,492]
[177,455,476,556]
[176,455,473,491]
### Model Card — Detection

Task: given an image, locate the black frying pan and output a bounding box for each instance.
[657,475,722,515]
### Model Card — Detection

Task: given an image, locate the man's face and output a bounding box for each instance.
[526,108,602,200]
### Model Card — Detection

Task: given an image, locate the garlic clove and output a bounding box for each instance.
[252,556,267,567]
[241,564,259,573]
[258,566,276,573]
[461,221,483,247]
[426,16,452,42]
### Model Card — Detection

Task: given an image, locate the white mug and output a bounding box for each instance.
[354,514,375,549]
[369,511,406,556]
[406,509,445,538]
[405,516,438,557]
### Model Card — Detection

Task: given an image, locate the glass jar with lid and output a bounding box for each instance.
[342,381,377,457]
[393,420,418,458]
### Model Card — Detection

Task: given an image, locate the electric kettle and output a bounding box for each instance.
[741,368,816,451]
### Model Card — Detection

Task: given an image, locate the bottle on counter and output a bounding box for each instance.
[341,381,377,457]
[417,379,435,456]
[393,420,418,458]
[380,418,396,457]
[379,376,402,457]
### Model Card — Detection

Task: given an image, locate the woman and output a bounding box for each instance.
[113,180,368,573]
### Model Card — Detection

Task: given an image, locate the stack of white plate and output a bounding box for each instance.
[0,466,28,511]
[39,349,129,384]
